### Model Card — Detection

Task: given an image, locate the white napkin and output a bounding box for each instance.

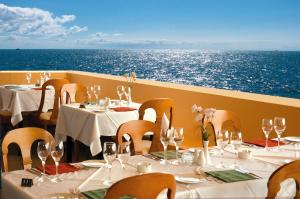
[276,178,296,199]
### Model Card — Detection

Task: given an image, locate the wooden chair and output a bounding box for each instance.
[138,98,175,152]
[104,173,176,199]
[267,160,300,198]
[61,83,87,104]
[2,127,54,172]
[210,110,241,145]
[36,78,69,129]
[116,120,157,155]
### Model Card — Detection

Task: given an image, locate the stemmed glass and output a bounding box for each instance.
[160,128,171,165]
[216,131,229,168]
[86,86,92,104]
[37,141,50,182]
[262,118,273,150]
[171,128,184,165]
[50,140,64,183]
[230,131,242,168]
[274,117,286,150]
[93,85,101,103]
[116,86,125,105]
[117,142,131,169]
[25,72,32,87]
[103,142,117,186]
[123,87,131,105]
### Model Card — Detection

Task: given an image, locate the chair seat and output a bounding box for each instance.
[39,112,52,121]
[142,140,152,154]
[0,110,12,117]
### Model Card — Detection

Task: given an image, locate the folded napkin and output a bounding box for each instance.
[150,150,181,160]
[205,170,258,183]
[81,188,133,199]
[36,163,80,175]
[244,139,285,147]
[111,107,137,112]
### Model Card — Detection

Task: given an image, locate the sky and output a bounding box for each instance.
[0,0,300,50]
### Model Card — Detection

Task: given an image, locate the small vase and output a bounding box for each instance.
[203,140,211,165]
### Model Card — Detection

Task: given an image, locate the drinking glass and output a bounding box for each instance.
[86,86,92,104]
[230,131,242,168]
[93,85,101,102]
[50,140,64,183]
[160,128,171,164]
[103,142,117,186]
[123,87,131,105]
[274,117,286,150]
[262,118,273,150]
[116,86,125,105]
[117,142,131,169]
[216,131,229,168]
[25,72,32,87]
[37,141,50,182]
[171,128,184,165]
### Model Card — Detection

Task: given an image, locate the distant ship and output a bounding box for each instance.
[16,48,20,50]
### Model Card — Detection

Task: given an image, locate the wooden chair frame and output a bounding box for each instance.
[61,83,87,104]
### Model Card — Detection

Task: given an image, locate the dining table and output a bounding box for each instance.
[0,84,54,126]
[55,101,159,156]
[1,143,299,198]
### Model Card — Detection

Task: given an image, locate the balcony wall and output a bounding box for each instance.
[1,70,300,148]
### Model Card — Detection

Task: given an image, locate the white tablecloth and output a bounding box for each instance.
[55,103,157,156]
[3,146,294,199]
[0,85,54,126]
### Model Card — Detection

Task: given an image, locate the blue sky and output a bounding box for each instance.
[0,0,300,50]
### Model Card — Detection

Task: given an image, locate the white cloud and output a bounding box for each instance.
[0,3,87,38]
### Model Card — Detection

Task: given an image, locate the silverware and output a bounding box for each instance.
[143,153,161,161]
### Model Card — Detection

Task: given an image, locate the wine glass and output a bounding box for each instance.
[262,118,273,150]
[86,86,92,104]
[116,86,125,105]
[123,87,131,105]
[160,128,171,165]
[216,130,229,168]
[274,117,286,150]
[50,140,64,183]
[117,142,131,169]
[93,85,101,102]
[37,141,50,182]
[171,128,184,165]
[25,72,32,87]
[103,142,117,186]
[230,131,242,168]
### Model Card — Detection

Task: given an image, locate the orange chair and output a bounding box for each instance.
[267,160,300,198]
[2,127,54,172]
[61,83,87,104]
[116,120,157,155]
[104,173,176,199]
[138,98,175,152]
[36,78,69,129]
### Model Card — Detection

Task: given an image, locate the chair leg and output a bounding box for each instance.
[43,124,47,131]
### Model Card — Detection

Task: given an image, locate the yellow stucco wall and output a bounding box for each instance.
[1,70,300,148]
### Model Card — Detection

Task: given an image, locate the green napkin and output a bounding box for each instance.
[205,170,258,183]
[81,188,134,199]
[150,150,181,160]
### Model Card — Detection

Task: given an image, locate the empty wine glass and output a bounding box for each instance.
[37,141,50,182]
[160,128,171,165]
[216,130,229,168]
[123,86,131,105]
[86,86,92,104]
[274,117,286,150]
[117,142,131,169]
[103,142,117,186]
[93,85,101,102]
[25,72,32,87]
[262,118,273,150]
[116,86,125,105]
[230,131,243,168]
[50,140,64,183]
[171,128,184,165]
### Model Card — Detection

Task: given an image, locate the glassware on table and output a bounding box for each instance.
[216,130,229,168]
[25,72,32,87]
[117,142,131,169]
[160,128,172,165]
[50,140,64,183]
[262,118,273,150]
[116,85,125,105]
[37,141,50,182]
[230,131,243,168]
[93,85,101,102]
[103,142,117,186]
[86,86,92,104]
[171,128,184,165]
[274,117,286,150]
[124,86,132,105]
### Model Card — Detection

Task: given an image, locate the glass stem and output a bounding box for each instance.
[278,135,281,148]
[42,161,46,175]
[265,135,269,149]
[109,164,112,181]
[175,146,179,161]
[164,146,167,161]
[55,162,59,179]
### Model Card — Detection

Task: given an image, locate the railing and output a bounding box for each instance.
[1,70,300,148]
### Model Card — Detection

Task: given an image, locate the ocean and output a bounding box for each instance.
[0,49,299,99]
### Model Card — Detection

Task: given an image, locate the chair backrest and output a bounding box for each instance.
[37,78,69,121]
[267,160,300,198]
[61,83,87,104]
[104,173,176,199]
[116,120,157,155]
[138,98,175,152]
[2,127,54,172]
[210,110,241,144]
